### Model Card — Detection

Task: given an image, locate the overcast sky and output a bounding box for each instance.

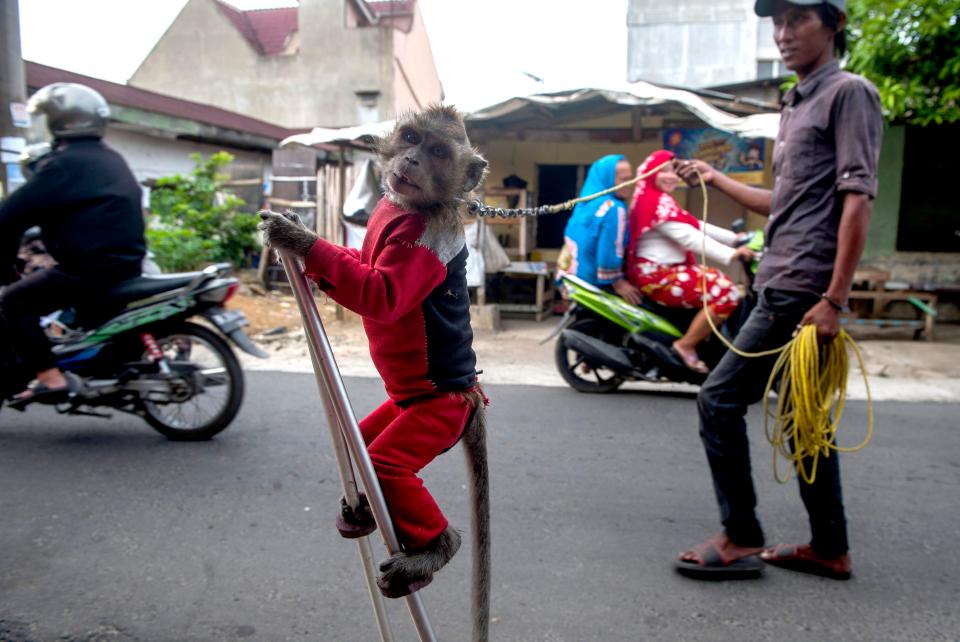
[17,0,629,114]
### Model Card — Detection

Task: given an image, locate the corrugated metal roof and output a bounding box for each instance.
[26,61,303,142]
[467,86,780,139]
[281,83,781,148]
[365,1,415,18]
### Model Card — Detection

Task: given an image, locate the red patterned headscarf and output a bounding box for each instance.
[628,150,702,266]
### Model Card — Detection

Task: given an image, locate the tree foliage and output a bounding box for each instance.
[846,0,960,125]
[147,152,260,272]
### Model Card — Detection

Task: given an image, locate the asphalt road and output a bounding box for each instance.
[1,372,958,642]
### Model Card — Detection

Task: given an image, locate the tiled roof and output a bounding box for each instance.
[214,0,298,56]
[365,1,414,18]
[25,61,301,142]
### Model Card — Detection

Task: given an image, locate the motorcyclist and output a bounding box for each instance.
[0,83,146,407]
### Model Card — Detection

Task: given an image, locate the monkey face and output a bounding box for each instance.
[379,106,488,213]
[384,126,442,203]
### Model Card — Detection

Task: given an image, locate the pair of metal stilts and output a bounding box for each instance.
[278,250,438,642]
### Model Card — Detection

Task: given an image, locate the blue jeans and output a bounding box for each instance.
[697,288,849,557]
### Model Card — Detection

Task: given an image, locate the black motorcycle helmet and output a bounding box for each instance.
[26,83,110,140]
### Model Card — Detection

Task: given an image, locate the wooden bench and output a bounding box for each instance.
[847,269,938,340]
[846,290,938,339]
[493,261,555,322]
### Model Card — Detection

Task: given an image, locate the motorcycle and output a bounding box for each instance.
[1,261,268,440]
[549,222,764,393]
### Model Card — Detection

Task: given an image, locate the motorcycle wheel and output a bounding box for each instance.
[554,318,625,393]
[139,322,244,441]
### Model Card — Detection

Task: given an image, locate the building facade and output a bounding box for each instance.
[627,0,783,89]
[130,0,443,129]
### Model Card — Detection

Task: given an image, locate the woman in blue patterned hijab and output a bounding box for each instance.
[558,154,641,304]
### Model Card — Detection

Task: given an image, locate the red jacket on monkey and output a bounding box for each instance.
[303,197,479,547]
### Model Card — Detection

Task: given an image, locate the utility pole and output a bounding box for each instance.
[1,0,29,197]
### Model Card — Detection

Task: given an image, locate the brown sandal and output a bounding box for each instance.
[760,544,852,580]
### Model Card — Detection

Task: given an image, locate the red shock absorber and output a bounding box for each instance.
[140,332,164,362]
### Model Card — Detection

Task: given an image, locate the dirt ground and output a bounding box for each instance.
[227,272,960,400]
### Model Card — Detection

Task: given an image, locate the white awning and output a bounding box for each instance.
[280,81,780,148]
[280,119,396,148]
[468,84,780,139]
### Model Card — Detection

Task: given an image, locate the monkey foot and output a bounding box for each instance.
[376,573,433,599]
[336,493,377,539]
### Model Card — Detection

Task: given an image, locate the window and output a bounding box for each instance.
[757,19,774,50]
[355,91,381,124]
[756,58,787,80]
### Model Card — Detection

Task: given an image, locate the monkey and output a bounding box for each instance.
[260,104,490,641]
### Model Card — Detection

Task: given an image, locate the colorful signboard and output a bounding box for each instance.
[663,128,766,185]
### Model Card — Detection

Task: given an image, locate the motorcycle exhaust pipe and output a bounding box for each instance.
[562,329,635,372]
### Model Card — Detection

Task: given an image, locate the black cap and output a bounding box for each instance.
[755,0,846,17]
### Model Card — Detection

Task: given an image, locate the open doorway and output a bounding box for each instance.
[536,164,587,248]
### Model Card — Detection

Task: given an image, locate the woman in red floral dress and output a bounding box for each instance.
[627,150,755,373]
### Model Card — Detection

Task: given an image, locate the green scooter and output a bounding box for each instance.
[548,223,764,392]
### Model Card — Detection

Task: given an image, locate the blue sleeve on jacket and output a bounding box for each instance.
[595,200,627,284]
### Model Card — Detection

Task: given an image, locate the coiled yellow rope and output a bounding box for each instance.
[761,325,874,483]
[691,167,873,484]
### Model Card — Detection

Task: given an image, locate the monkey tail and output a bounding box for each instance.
[461,394,490,642]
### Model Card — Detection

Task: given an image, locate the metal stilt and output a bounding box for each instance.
[278,250,438,642]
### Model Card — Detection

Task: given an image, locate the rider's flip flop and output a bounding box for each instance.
[7,372,82,411]
[671,344,709,374]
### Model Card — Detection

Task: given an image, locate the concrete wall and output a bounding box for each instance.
[105,128,266,184]
[863,125,903,260]
[859,125,960,286]
[392,2,444,113]
[131,0,298,124]
[103,127,270,208]
[130,0,424,129]
[300,0,392,128]
[476,137,753,253]
[627,0,771,88]
[481,139,659,198]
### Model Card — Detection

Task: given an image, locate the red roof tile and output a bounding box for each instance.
[25,61,301,142]
[365,1,414,18]
[214,0,298,56]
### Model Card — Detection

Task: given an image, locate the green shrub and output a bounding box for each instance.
[147,151,261,272]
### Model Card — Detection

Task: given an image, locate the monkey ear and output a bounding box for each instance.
[462,154,489,193]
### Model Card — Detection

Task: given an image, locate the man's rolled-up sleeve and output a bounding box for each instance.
[833,79,884,197]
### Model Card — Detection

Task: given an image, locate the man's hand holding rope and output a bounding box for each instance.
[799,299,841,344]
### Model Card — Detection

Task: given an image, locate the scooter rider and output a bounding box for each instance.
[0,83,146,407]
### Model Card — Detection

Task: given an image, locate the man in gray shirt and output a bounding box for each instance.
[672,0,883,580]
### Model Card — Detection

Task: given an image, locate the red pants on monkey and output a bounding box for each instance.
[302,197,482,549]
[360,392,475,547]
